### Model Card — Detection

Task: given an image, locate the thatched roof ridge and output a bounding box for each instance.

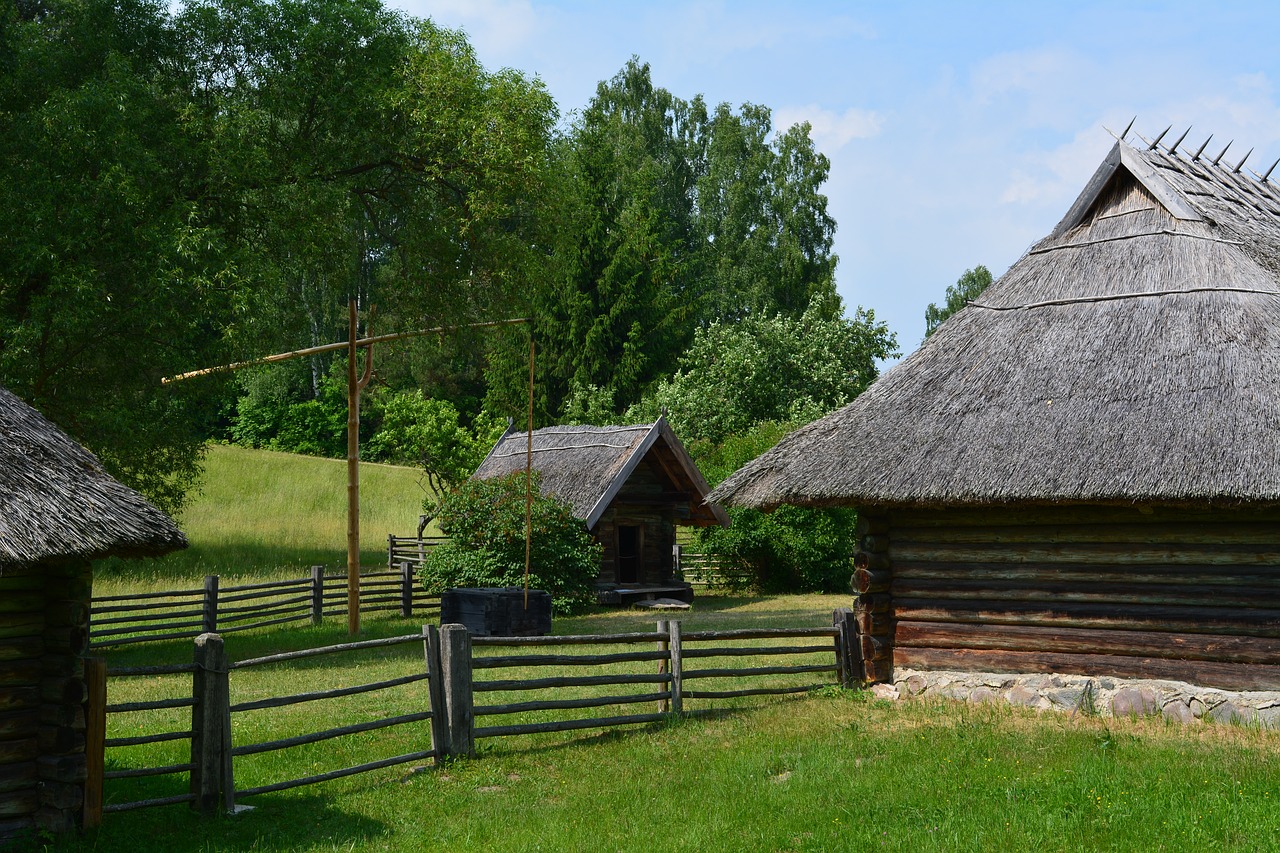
[0,386,187,566]
[711,136,1280,510]
[474,417,728,528]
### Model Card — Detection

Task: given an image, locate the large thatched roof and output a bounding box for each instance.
[712,136,1280,510]
[474,417,728,528]
[0,386,187,565]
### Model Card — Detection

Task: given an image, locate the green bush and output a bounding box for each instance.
[421,472,601,614]
[695,504,857,594]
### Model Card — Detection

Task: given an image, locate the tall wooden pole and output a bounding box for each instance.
[347,301,360,634]
[524,333,534,608]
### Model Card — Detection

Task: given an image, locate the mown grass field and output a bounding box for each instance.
[94,444,431,590]
[55,446,1280,852]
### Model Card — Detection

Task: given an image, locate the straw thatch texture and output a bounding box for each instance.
[0,386,187,565]
[474,419,727,528]
[477,424,652,516]
[712,140,1280,510]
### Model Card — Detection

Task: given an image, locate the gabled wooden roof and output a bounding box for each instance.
[474,417,729,528]
[711,134,1280,510]
[0,386,187,566]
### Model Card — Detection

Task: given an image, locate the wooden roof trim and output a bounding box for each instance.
[581,416,730,529]
[583,420,664,529]
[1050,143,1203,239]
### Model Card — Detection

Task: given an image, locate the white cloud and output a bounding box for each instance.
[403,0,539,55]
[774,104,883,150]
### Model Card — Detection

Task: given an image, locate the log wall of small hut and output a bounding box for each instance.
[592,463,677,586]
[0,558,92,841]
[859,506,1280,691]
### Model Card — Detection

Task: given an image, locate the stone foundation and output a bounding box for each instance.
[879,668,1280,728]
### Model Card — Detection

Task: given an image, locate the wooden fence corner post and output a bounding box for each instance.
[439,624,473,758]
[311,566,325,625]
[422,624,448,764]
[400,562,413,618]
[667,619,684,716]
[832,608,859,687]
[202,575,219,634]
[191,633,232,816]
[83,656,106,830]
[656,620,670,713]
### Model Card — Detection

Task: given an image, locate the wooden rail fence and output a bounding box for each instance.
[89,565,439,648]
[85,610,857,820]
[387,535,449,569]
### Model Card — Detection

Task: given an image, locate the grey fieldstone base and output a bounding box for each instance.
[878,669,1280,729]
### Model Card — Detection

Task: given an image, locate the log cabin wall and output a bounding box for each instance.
[885,505,1280,691]
[592,463,678,586]
[0,558,92,842]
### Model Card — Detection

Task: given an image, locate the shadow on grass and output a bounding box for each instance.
[56,791,388,853]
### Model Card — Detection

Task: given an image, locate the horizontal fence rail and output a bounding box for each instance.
[387,534,449,569]
[89,565,440,648]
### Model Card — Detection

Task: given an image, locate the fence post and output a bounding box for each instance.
[400,561,413,618]
[191,633,233,816]
[656,620,670,713]
[667,620,684,716]
[83,656,106,829]
[201,575,219,634]
[310,566,325,625]
[388,534,394,569]
[439,624,474,758]
[422,624,448,763]
[832,608,860,687]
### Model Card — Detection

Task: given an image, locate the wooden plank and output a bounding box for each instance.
[895,620,1280,664]
[669,620,684,715]
[891,542,1280,566]
[890,578,1280,609]
[894,646,1280,691]
[475,691,670,717]
[894,598,1280,637]
[685,684,826,700]
[472,632,666,646]
[231,712,434,757]
[681,664,835,680]
[234,749,437,798]
[892,521,1280,547]
[893,560,1280,588]
[474,712,667,740]
[83,657,105,830]
[472,650,667,669]
[681,628,837,642]
[231,672,429,712]
[440,624,473,758]
[474,672,671,692]
[232,633,421,669]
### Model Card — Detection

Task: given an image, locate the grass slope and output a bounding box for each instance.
[96,444,431,589]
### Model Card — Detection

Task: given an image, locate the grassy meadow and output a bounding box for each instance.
[56,446,1280,852]
[94,444,432,591]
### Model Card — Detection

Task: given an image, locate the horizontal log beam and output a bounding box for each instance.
[896,620,1280,664]
[894,646,1280,691]
[893,520,1280,546]
[891,579,1280,610]
[894,598,1280,637]
[892,542,1280,567]
[854,568,891,595]
[893,560,1280,588]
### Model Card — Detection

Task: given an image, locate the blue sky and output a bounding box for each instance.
[394,0,1280,352]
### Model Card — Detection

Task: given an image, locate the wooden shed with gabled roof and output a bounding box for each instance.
[0,385,186,840]
[711,132,1280,691]
[474,416,728,596]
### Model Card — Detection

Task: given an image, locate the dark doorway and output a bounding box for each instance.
[617,525,641,584]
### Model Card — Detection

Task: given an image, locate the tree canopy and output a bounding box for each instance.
[924,265,993,338]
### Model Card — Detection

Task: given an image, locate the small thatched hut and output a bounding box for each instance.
[711,134,1280,690]
[0,386,186,839]
[474,417,727,595]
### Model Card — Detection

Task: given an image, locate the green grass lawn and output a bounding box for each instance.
[94,444,431,590]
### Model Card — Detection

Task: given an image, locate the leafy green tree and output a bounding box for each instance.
[421,472,602,614]
[631,293,898,445]
[363,390,504,498]
[0,0,242,512]
[924,265,993,337]
[485,58,843,422]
